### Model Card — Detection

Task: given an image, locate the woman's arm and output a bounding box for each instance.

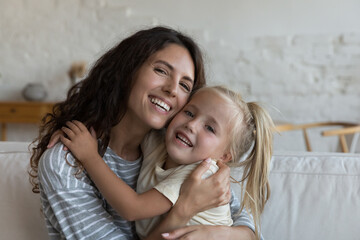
[60,120,172,221]
[161,225,256,240]
[145,161,257,240]
[145,160,232,239]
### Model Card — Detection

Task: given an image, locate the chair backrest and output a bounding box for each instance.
[322,125,360,153]
[275,122,360,152]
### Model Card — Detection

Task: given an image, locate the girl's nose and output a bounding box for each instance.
[184,119,198,133]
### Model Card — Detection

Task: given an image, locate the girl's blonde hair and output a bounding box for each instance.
[197,86,274,239]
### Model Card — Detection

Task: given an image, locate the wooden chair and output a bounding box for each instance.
[322,125,360,153]
[275,122,359,152]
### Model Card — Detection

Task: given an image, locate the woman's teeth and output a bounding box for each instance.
[151,98,170,112]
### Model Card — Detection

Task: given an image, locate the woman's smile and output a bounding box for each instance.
[149,96,171,113]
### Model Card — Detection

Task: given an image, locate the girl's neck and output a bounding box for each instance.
[109,114,151,161]
[163,156,180,170]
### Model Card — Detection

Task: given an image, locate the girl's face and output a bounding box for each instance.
[165,89,233,169]
[127,44,195,130]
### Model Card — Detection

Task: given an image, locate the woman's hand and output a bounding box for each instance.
[60,120,98,165]
[161,225,256,240]
[175,159,231,218]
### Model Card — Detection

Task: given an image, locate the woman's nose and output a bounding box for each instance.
[162,79,177,97]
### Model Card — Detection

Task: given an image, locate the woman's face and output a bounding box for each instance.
[127,44,195,130]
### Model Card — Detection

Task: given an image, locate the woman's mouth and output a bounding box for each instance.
[150,97,171,112]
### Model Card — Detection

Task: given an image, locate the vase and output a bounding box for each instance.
[22,83,47,101]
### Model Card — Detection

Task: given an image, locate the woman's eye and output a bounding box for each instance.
[206,125,215,133]
[180,82,191,92]
[184,110,194,118]
[155,68,167,75]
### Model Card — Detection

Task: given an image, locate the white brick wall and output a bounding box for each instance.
[1,0,359,152]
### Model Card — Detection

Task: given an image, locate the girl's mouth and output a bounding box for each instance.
[176,132,193,147]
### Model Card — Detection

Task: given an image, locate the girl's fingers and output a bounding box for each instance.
[61,126,75,139]
[72,120,88,132]
[47,130,63,148]
[60,135,71,148]
[90,127,97,139]
[65,121,81,134]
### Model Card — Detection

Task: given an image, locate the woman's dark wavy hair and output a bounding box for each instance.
[29,26,206,193]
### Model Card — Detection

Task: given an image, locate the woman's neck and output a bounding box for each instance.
[109,114,151,161]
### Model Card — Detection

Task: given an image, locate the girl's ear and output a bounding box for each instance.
[220,152,232,163]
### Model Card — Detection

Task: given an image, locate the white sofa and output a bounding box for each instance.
[1,141,359,240]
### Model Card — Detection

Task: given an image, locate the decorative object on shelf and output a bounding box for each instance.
[68,61,87,86]
[22,83,47,101]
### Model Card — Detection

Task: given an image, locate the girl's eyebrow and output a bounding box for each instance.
[154,60,194,83]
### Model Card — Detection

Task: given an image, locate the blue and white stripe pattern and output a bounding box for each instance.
[38,143,142,240]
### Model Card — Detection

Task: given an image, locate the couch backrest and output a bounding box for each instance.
[231,151,360,240]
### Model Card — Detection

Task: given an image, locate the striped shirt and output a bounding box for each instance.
[38,143,259,240]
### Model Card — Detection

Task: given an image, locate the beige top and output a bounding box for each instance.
[136,130,233,239]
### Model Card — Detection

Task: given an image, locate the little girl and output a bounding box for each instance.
[60,86,274,240]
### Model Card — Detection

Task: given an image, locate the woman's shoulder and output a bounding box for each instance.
[38,142,76,173]
[38,142,92,191]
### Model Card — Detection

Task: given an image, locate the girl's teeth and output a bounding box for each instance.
[177,134,192,146]
[151,98,170,111]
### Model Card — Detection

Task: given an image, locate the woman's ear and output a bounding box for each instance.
[220,152,232,163]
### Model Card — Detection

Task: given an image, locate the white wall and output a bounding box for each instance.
[1,0,360,152]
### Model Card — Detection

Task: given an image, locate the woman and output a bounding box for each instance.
[29,26,256,240]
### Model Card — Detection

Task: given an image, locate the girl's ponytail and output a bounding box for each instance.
[241,102,274,238]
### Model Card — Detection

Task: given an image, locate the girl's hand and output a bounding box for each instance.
[47,129,67,150]
[176,159,231,218]
[60,120,98,164]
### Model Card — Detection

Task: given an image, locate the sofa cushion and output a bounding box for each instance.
[0,142,48,240]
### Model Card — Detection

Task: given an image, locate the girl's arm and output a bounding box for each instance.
[60,120,172,221]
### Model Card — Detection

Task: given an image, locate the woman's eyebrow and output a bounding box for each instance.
[154,60,174,70]
[155,60,194,83]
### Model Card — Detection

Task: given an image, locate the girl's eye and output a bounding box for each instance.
[184,110,194,118]
[206,125,215,133]
[180,82,191,93]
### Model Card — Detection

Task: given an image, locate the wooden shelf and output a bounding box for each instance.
[0,101,55,141]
